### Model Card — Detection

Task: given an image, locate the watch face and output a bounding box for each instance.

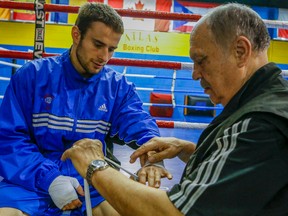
[92,160,106,167]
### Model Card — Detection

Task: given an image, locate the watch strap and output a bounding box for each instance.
[86,160,109,185]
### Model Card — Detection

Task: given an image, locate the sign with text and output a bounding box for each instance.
[118,30,190,57]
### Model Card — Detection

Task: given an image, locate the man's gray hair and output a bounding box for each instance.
[204,3,270,52]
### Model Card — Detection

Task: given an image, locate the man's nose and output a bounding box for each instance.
[98,47,109,62]
[192,66,201,80]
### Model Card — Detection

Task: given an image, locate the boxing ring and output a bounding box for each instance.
[0,2,219,131]
[1,1,288,209]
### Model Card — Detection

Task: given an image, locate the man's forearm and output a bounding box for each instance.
[91,167,183,216]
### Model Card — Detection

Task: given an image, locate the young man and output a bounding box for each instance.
[63,3,288,215]
[0,2,170,216]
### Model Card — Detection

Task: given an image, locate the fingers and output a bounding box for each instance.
[70,177,85,196]
[61,147,73,161]
[139,154,148,167]
[137,166,171,188]
[153,168,161,188]
[70,175,81,188]
[130,142,157,163]
[146,150,170,163]
[62,199,82,211]
[58,178,84,211]
[61,144,80,161]
[130,145,147,163]
[146,167,159,188]
[61,139,104,165]
[137,167,159,187]
[137,168,147,185]
[162,169,173,180]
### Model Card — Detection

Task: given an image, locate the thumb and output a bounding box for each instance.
[76,185,85,196]
[164,171,173,180]
[69,177,84,196]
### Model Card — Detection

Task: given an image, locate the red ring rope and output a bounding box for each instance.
[2,1,287,29]
[0,50,191,70]
[0,1,202,21]
[156,120,209,129]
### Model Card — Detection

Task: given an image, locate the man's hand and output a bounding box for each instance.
[48,175,84,211]
[130,137,196,163]
[137,165,173,188]
[61,138,104,178]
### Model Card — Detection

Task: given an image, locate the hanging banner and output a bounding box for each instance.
[33,0,46,59]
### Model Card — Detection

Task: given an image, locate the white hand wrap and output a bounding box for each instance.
[48,175,80,209]
[144,160,165,169]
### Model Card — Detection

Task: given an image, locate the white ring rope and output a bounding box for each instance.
[282,70,288,76]
[171,69,176,108]
[264,19,288,30]
[143,102,223,110]
[137,87,202,93]
[181,62,194,70]
[124,74,191,80]
[156,120,209,129]
[174,121,208,129]
[0,77,10,81]
[0,60,21,69]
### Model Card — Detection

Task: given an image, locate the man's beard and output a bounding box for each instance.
[76,42,92,76]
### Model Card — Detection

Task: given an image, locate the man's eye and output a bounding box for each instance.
[196,57,206,65]
[92,41,102,48]
[195,59,203,65]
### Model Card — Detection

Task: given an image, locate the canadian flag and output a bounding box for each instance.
[107,0,172,32]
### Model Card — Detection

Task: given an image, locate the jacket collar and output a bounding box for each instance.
[212,62,281,124]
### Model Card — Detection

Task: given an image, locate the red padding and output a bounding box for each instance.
[13,12,49,21]
[149,92,173,117]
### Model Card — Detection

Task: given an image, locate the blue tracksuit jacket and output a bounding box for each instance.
[0,50,159,214]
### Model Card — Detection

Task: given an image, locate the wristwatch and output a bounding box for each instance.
[86,160,109,185]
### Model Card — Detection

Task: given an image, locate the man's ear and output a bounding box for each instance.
[234,36,251,67]
[71,25,81,44]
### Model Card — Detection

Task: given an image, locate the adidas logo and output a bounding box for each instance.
[98,103,108,112]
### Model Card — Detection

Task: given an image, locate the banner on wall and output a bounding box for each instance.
[8,0,50,21]
[173,1,288,40]
[108,0,172,32]
[173,1,218,32]
[67,0,172,32]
